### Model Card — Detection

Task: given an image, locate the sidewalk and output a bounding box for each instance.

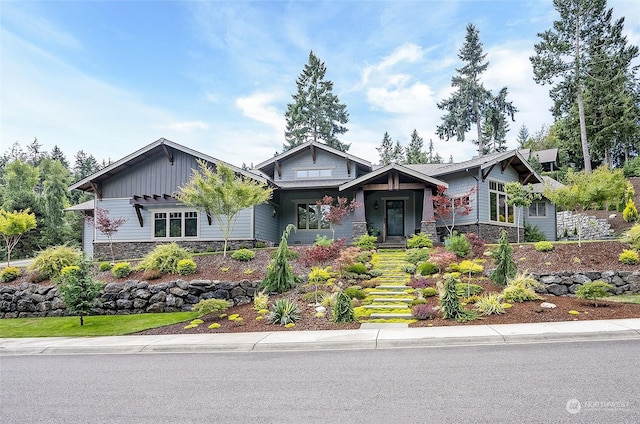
[2,318,640,355]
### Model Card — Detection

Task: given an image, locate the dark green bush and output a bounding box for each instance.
[406,248,431,264]
[445,232,471,258]
[231,248,255,261]
[575,281,614,307]
[417,261,438,276]
[344,286,366,300]
[524,223,546,242]
[352,234,377,250]
[333,291,357,323]
[268,298,301,325]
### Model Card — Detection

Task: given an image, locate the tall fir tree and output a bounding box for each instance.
[284,51,350,152]
[404,129,428,164]
[437,24,516,156]
[516,124,530,148]
[376,132,404,165]
[530,0,639,172]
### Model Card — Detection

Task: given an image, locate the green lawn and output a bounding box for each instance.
[0,312,200,338]
[604,294,640,305]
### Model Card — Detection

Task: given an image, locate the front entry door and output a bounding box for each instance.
[386,200,404,236]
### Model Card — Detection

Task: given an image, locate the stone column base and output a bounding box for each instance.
[420,221,437,242]
[352,222,368,240]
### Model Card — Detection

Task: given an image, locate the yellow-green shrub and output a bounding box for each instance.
[177,258,197,275]
[28,245,82,280]
[135,243,191,274]
[112,262,131,278]
[0,266,20,283]
[619,249,639,265]
[534,241,554,252]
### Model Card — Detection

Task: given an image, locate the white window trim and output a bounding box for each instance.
[488,180,515,225]
[293,166,335,179]
[528,201,547,218]
[152,208,200,239]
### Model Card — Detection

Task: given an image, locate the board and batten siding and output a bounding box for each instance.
[94,199,254,242]
[275,148,355,182]
[477,166,525,228]
[102,150,201,198]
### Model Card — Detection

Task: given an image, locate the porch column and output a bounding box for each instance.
[352,188,367,239]
[420,186,438,242]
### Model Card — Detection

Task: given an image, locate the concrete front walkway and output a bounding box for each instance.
[2,318,640,355]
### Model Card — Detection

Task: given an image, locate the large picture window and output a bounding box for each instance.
[297,203,330,230]
[489,181,514,223]
[154,211,198,238]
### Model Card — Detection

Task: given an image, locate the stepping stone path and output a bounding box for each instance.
[360,250,417,323]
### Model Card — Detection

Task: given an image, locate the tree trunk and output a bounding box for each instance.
[577,86,592,173]
[80,315,84,326]
[474,100,484,156]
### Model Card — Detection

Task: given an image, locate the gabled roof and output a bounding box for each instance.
[520,148,559,165]
[339,163,447,191]
[407,149,543,184]
[69,138,268,192]
[254,140,371,174]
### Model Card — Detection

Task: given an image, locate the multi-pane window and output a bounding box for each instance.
[489,181,514,223]
[528,201,547,217]
[154,211,198,238]
[295,169,332,178]
[297,203,330,230]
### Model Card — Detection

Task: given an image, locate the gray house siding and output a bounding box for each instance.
[254,202,279,243]
[524,199,557,241]
[363,190,418,237]
[102,150,199,198]
[83,212,95,259]
[276,148,356,183]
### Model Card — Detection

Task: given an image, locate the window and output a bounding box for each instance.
[528,201,547,217]
[489,181,514,223]
[297,203,330,230]
[154,211,198,238]
[295,169,332,178]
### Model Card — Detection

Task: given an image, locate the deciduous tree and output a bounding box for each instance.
[0,208,37,266]
[91,207,126,263]
[505,182,541,243]
[432,185,478,238]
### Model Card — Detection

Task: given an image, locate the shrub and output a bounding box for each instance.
[575,281,614,307]
[346,263,368,275]
[321,291,338,308]
[261,226,301,293]
[474,293,506,316]
[534,241,554,252]
[352,234,377,250]
[428,247,458,272]
[455,283,484,297]
[135,243,191,274]
[619,249,639,265]
[56,261,104,326]
[302,290,327,303]
[177,258,197,275]
[450,260,484,274]
[402,264,416,274]
[623,199,639,223]
[112,262,131,278]
[98,262,112,272]
[490,231,517,287]
[417,261,438,276]
[141,269,163,280]
[422,287,438,297]
[308,266,332,282]
[623,224,640,250]
[524,223,546,243]
[335,247,364,272]
[28,245,82,280]
[231,248,255,261]
[314,235,333,247]
[268,298,301,325]
[255,241,266,249]
[368,268,383,278]
[406,248,431,265]
[333,291,357,323]
[0,266,20,283]
[344,286,366,300]
[410,298,428,307]
[501,273,542,303]
[440,275,477,322]
[411,304,437,320]
[191,298,232,318]
[464,232,486,258]
[446,232,471,258]
[407,233,433,249]
[253,290,269,311]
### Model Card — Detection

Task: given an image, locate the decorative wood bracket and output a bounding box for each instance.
[275,161,281,178]
[133,204,144,227]
[346,159,351,176]
[310,144,316,163]
[522,172,534,185]
[481,164,495,181]
[205,209,212,225]
[89,181,102,200]
[162,144,174,165]
[501,157,515,173]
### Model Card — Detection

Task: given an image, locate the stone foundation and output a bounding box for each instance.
[436,224,523,243]
[351,221,368,240]
[93,240,272,261]
[420,221,437,242]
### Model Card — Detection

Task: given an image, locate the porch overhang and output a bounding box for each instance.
[338,163,447,192]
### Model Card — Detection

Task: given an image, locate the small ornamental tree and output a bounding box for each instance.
[0,208,37,266]
[56,261,104,326]
[260,224,300,293]
[504,182,541,243]
[90,207,126,263]
[317,195,358,240]
[432,185,478,238]
[490,230,517,286]
[623,199,638,223]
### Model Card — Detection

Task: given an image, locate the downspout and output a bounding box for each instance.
[465,168,480,236]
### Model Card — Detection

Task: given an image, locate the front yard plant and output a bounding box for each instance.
[56,261,104,326]
[575,281,614,307]
[135,243,191,274]
[28,245,82,280]
[619,249,639,265]
[191,298,232,318]
[333,290,357,323]
[112,262,131,278]
[1,266,20,283]
[268,298,301,325]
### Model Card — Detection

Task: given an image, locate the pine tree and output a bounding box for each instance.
[437,24,516,156]
[57,261,104,326]
[284,51,349,152]
[50,145,70,170]
[376,132,394,165]
[404,129,428,164]
[516,124,530,148]
[40,158,72,246]
[490,230,517,286]
[530,0,639,172]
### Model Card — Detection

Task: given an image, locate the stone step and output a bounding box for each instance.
[375,285,410,290]
[370,312,414,319]
[364,304,409,309]
[368,290,413,296]
[372,297,414,303]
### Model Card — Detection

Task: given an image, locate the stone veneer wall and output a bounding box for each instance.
[93,240,272,262]
[556,211,614,240]
[436,224,523,244]
[0,279,260,319]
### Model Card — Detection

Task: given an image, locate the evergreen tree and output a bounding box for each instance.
[57,261,104,326]
[516,124,530,148]
[50,145,70,170]
[490,230,517,286]
[40,158,73,246]
[26,138,46,167]
[530,0,639,173]
[404,129,428,164]
[284,51,349,152]
[426,139,443,163]
[437,24,516,156]
[376,132,404,165]
[480,87,516,154]
[73,150,101,181]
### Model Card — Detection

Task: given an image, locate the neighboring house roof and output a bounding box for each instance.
[63,199,95,211]
[520,148,559,166]
[339,163,447,191]
[69,137,268,192]
[407,149,543,184]
[531,175,564,194]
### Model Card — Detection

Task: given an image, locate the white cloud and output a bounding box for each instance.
[235,91,285,133]
[367,82,434,114]
[166,121,210,132]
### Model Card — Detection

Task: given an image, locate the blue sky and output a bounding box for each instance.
[2,1,639,168]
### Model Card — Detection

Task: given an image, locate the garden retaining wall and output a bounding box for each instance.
[0,279,260,319]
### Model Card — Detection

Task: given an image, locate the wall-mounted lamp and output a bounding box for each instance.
[374,201,379,209]
[272,207,277,217]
